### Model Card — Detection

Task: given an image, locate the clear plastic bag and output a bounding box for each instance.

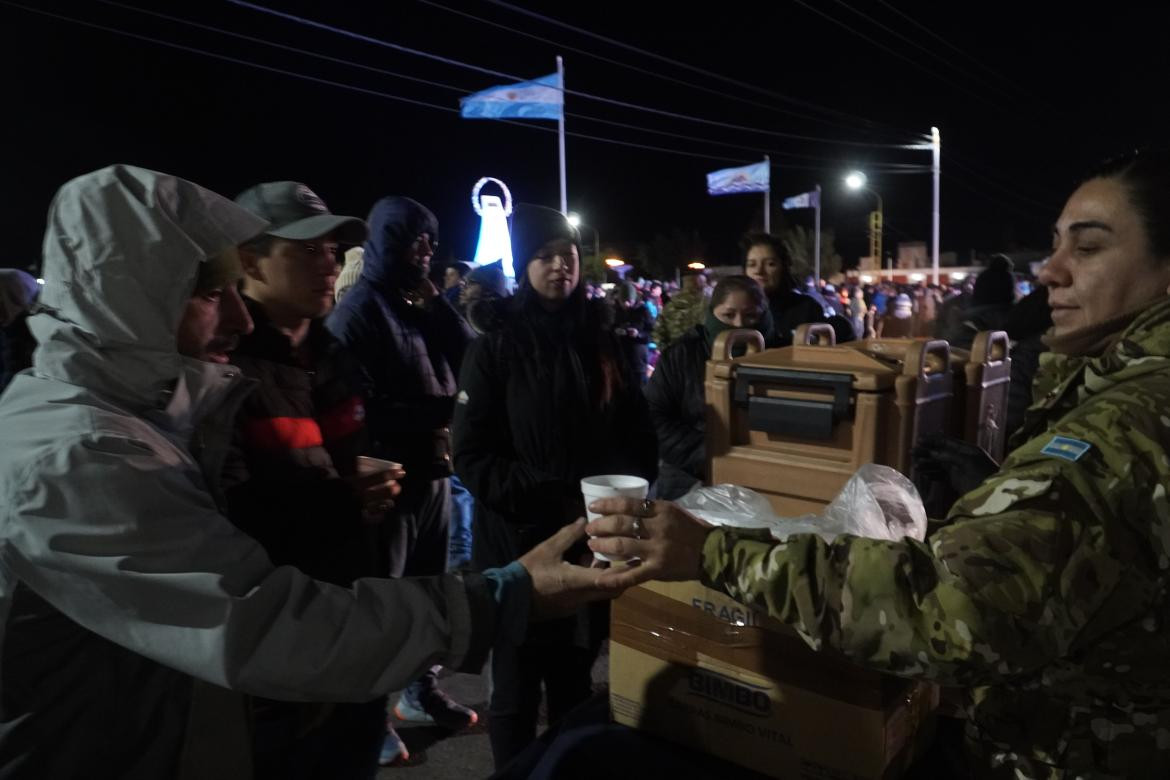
[675,464,927,543]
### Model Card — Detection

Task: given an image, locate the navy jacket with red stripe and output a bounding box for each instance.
[220,297,379,585]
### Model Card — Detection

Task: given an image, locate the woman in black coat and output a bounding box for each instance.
[742,232,826,346]
[452,205,657,768]
[645,275,768,500]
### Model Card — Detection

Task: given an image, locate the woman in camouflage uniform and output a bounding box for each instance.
[589,148,1170,779]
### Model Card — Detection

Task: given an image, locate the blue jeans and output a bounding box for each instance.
[448,474,475,570]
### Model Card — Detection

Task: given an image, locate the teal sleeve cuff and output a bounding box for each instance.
[482,561,531,646]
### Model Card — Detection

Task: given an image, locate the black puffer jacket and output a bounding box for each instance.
[221,298,376,585]
[766,288,826,347]
[615,301,654,382]
[645,324,709,500]
[453,293,658,569]
[948,303,1013,351]
[326,197,475,481]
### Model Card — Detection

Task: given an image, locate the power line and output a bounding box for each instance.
[0,1,754,166]
[221,0,521,82]
[479,0,915,138]
[826,0,1020,103]
[1,4,476,115]
[872,0,1028,97]
[943,172,1053,222]
[3,1,945,175]
[945,157,1057,210]
[82,0,930,168]
[224,0,920,149]
[93,0,482,96]
[946,149,1066,201]
[414,0,898,137]
[563,112,928,168]
[786,0,1012,113]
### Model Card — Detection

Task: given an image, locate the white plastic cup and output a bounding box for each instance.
[581,475,649,562]
[356,456,402,477]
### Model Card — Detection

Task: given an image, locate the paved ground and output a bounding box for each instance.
[377,644,609,779]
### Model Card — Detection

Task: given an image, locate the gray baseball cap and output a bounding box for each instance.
[234,181,367,244]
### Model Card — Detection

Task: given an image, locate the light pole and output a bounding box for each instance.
[845,171,884,277]
[567,212,601,264]
[931,126,941,285]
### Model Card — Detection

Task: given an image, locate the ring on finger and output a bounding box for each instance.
[639,498,655,516]
[631,517,645,540]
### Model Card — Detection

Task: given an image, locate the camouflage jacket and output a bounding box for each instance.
[653,290,706,352]
[700,296,1170,779]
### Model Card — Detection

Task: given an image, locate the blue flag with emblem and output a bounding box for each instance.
[460,72,563,120]
[707,161,770,196]
[782,190,820,210]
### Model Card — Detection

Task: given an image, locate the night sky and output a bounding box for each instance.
[3,0,1168,274]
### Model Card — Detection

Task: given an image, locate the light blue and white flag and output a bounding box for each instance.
[460,73,563,120]
[706,161,770,196]
[782,190,820,210]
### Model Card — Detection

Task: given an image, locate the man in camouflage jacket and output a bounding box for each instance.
[653,279,707,353]
[692,296,1170,778]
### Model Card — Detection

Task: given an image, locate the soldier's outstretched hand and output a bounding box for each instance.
[586,498,714,590]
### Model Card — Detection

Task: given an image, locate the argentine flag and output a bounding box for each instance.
[707,161,770,196]
[782,190,820,210]
[460,73,563,120]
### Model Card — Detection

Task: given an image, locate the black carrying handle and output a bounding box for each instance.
[734,368,854,440]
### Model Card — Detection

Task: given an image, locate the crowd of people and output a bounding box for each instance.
[2,145,1170,780]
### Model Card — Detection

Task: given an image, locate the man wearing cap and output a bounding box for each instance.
[227,182,405,773]
[0,166,616,778]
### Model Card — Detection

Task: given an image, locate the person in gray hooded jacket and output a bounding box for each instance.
[0,268,38,393]
[0,165,614,780]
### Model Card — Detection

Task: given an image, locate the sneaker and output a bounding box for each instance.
[378,726,410,766]
[394,688,478,731]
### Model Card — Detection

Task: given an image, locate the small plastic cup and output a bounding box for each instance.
[581,475,649,562]
[355,456,402,477]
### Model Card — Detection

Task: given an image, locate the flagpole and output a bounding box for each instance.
[931,126,941,286]
[557,56,567,215]
[814,184,822,282]
[763,155,771,233]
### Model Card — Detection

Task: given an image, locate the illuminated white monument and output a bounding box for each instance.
[470,177,515,279]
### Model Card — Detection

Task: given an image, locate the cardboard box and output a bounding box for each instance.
[610,583,937,780]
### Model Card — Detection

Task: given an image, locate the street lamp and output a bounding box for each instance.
[844,170,885,275]
[686,261,706,270]
[605,258,624,268]
[567,211,601,266]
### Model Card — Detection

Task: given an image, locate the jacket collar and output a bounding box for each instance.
[1016,296,1170,442]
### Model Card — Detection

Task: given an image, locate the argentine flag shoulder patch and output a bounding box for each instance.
[1041,435,1092,462]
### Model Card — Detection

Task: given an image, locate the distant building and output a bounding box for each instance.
[896,241,927,269]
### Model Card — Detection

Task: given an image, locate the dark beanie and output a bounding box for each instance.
[972,255,1016,306]
[467,261,507,298]
[510,204,580,283]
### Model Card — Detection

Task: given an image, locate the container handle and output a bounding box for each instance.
[794,322,837,346]
[970,330,1010,366]
[903,339,950,381]
[712,328,765,361]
